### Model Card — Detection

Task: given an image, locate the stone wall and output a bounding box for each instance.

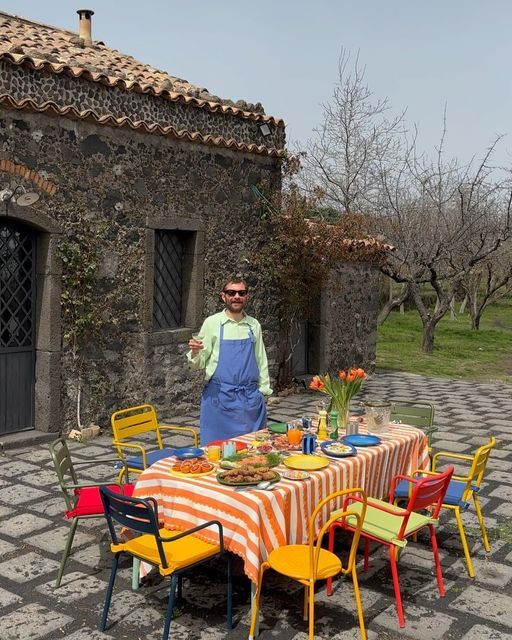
[309,261,381,374]
[0,61,285,153]
[0,107,282,432]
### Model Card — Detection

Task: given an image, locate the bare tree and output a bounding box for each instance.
[297,51,511,353]
[377,125,511,351]
[301,49,405,215]
[460,242,512,329]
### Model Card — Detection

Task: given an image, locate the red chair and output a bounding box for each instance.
[327,465,454,628]
[49,437,134,587]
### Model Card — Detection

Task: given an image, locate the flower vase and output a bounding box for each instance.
[336,405,350,433]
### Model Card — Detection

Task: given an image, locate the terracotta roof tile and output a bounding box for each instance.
[0,10,284,126]
[306,219,395,253]
[0,93,285,157]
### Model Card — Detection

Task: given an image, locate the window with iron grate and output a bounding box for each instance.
[153,229,193,330]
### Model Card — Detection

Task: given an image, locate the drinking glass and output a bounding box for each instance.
[206,445,221,462]
[222,441,236,458]
[287,426,302,446]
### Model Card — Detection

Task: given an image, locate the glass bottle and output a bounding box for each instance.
[329,410,339,440]
[317,409,328,441]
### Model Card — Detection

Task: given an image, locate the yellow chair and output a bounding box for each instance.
[431,436,496,577]
[249,488,367,640]
[111,403,198,481]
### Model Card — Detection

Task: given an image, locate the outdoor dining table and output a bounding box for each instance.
[133,423,429,585]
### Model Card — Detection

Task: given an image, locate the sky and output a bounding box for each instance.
[3,0,512,166]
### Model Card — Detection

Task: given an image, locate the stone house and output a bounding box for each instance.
[0,9,384,441]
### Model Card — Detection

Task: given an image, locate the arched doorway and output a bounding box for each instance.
[0,219,36,434]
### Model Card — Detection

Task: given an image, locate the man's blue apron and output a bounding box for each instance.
[200,323,266,446]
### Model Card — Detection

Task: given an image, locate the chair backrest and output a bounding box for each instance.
[308,488,367,581]
[390,400,437,447]
[468,436,496,490]
[100,485,169,567]
[111,404,163,451]
[390,400,434,429]
[391,465,454,540]
[408,465,454,513]
[49,437,79,511]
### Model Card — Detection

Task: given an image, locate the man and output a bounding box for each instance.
[187,277,272,445]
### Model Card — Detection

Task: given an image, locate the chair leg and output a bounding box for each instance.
[454,508,475,578]
[177,574,183,602]
[303,585,308,620]
[249,563,268,640]
[131,558,140,590]
[428,524,445,596]
[100,553,120,631]
[364,538,370,572]
[473,494,491,552]
[352,566,366,640]
[226,554,233,630]
[388,546,405,628]
[326,525,335,596]
[56,517,79,588]
[162,574,178,640]
[308,582,315,640]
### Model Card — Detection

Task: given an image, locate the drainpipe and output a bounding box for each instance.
[77,9,94,46]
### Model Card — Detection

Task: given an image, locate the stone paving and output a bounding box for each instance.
[0,370,511,640]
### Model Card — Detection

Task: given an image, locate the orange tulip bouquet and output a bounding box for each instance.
[309,368,367,427]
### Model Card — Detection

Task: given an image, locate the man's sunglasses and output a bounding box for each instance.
[224,289,248,297]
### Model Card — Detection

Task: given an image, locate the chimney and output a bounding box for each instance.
[77,9,94,46]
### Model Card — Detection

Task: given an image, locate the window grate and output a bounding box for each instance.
[153,231,184,329]
[0,223,35,349]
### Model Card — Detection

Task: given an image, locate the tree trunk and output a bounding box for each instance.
[377,283,410,325]
[450,296,456,320]
[421,319,436,353]
[471,313,481,330]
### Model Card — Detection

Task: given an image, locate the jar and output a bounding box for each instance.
[362,400,392,433]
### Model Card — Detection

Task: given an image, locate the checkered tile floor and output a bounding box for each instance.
[0,370,511,640]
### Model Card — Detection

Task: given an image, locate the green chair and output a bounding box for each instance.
[390,400,437,449]
[49,437,133,587]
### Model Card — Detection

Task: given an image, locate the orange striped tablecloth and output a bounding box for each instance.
[133,424,428,583]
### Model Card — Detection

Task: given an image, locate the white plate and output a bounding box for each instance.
[281,470,310,481]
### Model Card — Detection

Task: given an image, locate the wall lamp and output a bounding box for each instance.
[0,185,40,215]
[258,123,272,138]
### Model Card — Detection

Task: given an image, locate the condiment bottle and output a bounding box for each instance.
[329,410,339,440]
[317,409,328,441]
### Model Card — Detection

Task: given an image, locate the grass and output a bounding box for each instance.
[376,296,512,383]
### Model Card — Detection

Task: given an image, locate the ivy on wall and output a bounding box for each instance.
[250,157,389,386]
[57,209,144,430]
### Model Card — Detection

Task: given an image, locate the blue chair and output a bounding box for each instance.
[99,486,233,640]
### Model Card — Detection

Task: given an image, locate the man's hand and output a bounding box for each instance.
[188,336,203,358]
